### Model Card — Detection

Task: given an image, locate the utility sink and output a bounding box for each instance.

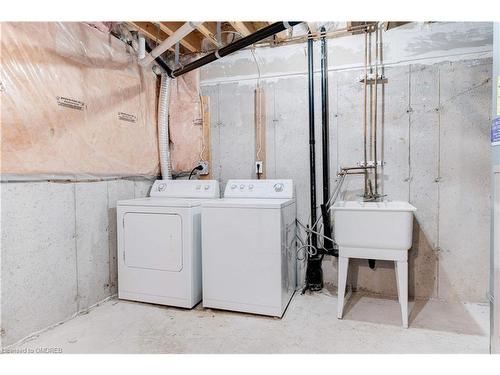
[332,200,417,328]
[332,200,417,253]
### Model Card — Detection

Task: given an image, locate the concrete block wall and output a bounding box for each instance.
[0,177,154,346]
[200,22,493,303]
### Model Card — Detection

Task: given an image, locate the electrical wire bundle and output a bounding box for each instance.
[294,171,348,262]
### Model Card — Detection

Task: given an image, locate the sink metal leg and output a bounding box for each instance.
[394,261,400,298]
[337,256,349,319]
[396,260,408,328]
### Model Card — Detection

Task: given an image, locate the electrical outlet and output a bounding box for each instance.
[255,161,263,174]
[198,160,209,175]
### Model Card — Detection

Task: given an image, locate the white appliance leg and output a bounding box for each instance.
[396,260,408,328]
[337,256,349,319]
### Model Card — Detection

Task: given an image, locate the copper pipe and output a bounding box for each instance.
[368,29,373,166]
[182,24,374,58]
[373,23,379,196]
[340,165,375,172]
[363,31,369,198]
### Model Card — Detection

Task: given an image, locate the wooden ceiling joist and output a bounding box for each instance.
[307,22,318,34]
[228,22,253,37]
[251,21,271,31]
[128,22,168,44]
[158,22,202,52]
[196,22,223,47]
[129,21,396,58]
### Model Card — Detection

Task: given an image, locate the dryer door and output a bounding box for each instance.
[123,212,183,272]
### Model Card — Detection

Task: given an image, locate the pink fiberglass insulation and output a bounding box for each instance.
[168,64,204,174]
[0,22,159,178]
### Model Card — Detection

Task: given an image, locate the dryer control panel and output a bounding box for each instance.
[150,180,220,198]
[224,179,294,199]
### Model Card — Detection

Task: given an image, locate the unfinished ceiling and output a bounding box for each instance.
[127,22,289,55]
[125,21,411,57]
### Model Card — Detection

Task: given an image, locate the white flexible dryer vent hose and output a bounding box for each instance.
[158,73,172,179]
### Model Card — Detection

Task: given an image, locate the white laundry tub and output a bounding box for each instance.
[332,200,417,328]
[332,200,417,253]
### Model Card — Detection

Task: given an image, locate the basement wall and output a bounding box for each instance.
[200,22,493,303]
[0,177,155,347]
[0,23,159,347]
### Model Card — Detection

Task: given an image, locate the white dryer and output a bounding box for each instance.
[117,179,219,308]
[201,179,296,317]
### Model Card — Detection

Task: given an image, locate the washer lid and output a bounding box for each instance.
[118,197,217,208]
[201,197,294,209]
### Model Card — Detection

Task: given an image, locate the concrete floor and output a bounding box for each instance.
[9,290,490,354]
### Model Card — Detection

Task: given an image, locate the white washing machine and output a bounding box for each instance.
[201,179,296,317]
[117,179,219,308]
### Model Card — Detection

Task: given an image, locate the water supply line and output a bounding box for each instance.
[373,24,380,197]
[158,74,172,179]
[363,30,369,198]
[356,22,384,201]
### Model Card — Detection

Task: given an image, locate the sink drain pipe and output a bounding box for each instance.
[305,34,323,291]
[319,27,334,256]
[305,27,338,292]
[307,34,318,254]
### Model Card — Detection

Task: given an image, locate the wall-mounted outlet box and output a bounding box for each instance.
[255,161,263,174]
[198,160,209,175]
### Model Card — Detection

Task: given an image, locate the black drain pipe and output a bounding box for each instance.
[305,34,323,292]
[171,22,302,77]
[307,35,318,253]
[305,34,323,291]
[320,27,334,254]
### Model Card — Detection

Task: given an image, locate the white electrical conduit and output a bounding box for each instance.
[139,22,202,67]
[158,74,172,179]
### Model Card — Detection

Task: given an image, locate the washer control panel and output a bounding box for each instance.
[224,179,293,199]
[150,180,219,198]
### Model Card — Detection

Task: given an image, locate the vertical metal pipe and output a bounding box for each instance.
[368,29,373,165]
[307,35,318,251]
[379,24,385,196]
[363,30,369,198]
[320,27,330,205]
[374,23,379,196]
